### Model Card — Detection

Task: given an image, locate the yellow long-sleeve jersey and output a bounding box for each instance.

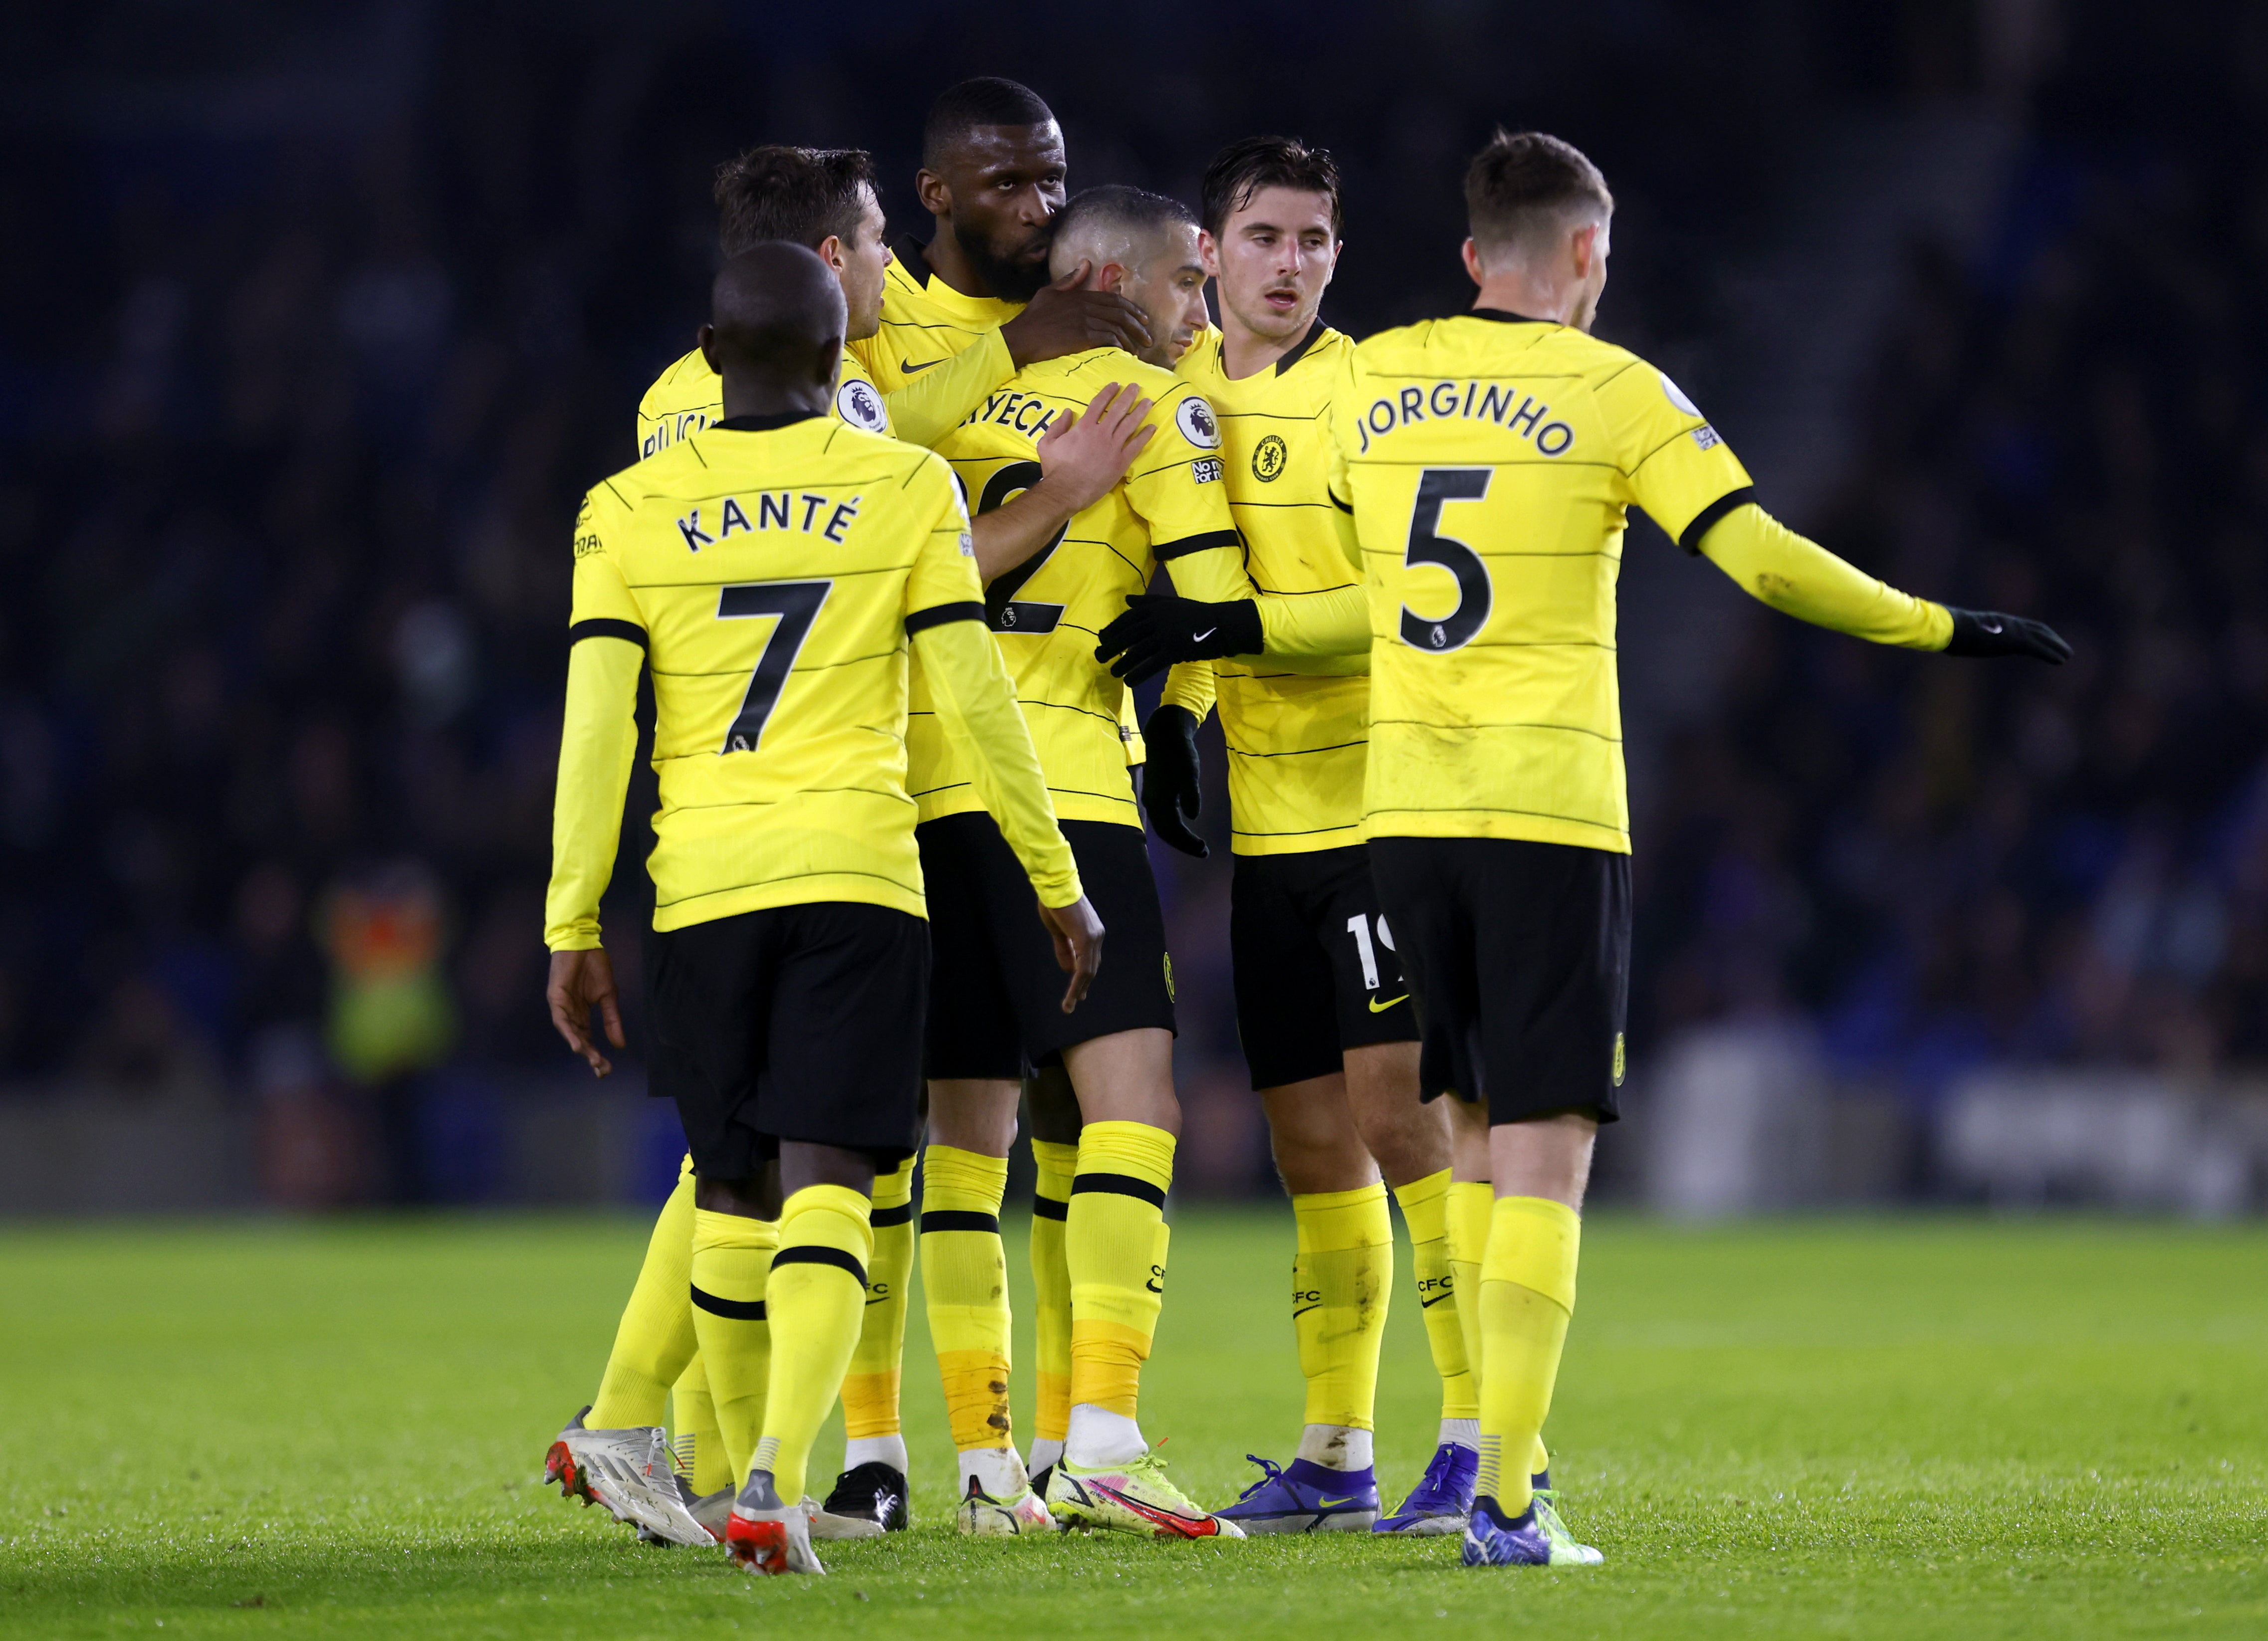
[1162,321,1369,854]
[545,412,1079,950]
[1332,310,1949,852]
[916,349,1257,829]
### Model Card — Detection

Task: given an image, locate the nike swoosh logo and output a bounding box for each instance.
[901,358,945,374]
[1317,1496,1361,1509]
[864,1296,887,1306]
[1192,627,1216,642]
[1367,994,1408,1013]
[1420,1292,1454,1308]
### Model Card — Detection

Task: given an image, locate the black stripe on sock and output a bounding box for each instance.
[1032,1195,1069,1222]
[689,1284,765,1321]
[919,1210,1001,1234]
[869,1201,914,1227]
[1070,1171,1167,1209]
[771,1243,869,1285]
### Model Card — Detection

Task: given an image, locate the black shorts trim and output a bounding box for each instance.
[690,1285,766,1321]
[1031,1194,1069,1221]
[1072,1171,1167,1208]
[646,901,928,1179]
[919,1210,1001,1233]
[772,1244,869,1283]
[1229,845,1418,1091]
[1368,835,1628,1125]
[919,813,1175,1079]
[869,1200,915,1228]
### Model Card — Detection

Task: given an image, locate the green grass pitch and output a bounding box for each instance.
[2,1210,2264,1638]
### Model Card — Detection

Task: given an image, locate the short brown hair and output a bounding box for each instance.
[1201,136,1343,240]
[1464,130,1612,261]
[714,146,878,258]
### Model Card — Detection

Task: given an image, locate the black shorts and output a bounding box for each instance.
[644,901,928,1179]
[919,813,1175,1079]
[1230,845,1419,1090]
[1367,836,1630,1125]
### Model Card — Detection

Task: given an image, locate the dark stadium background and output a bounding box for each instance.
[1,0,2263,1215]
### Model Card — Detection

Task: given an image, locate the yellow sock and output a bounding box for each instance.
[587,1158,699,1430]
[1290,1183,1391,1432]
[1066,1121,1174,1419]
[669,1353,732,1496]
[1474,1195,1579,1518]
[751,1185,874,1502]
[921,1144,1014,1453]
[1395,1168,1477,1423]
[1446,1180,1492,1410]
[1030,1138,1077,1445]
[688,1207,778,1486]
[841,1157,913,1447]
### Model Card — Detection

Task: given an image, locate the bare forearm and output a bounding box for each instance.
[974,476,1082,584]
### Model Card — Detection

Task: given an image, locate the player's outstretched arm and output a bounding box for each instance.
[969,383,1155,583]
[909,615,1102,1011]
[1092,583,1371,686]
[1696,501,2069,662]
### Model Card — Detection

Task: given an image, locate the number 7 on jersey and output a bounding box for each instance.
[716,580,831,754]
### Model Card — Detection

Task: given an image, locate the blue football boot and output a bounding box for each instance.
[1372,1442,1478,1535]
[1216,1454,1380,1533]
[1460,1490,1603,1568]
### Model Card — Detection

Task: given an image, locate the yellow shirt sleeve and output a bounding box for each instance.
[1160,660,1216,722]
[545,488,647,951]
[1593,356,1756,549]
[1698,503,1953,650]
[884,327,1015,448]
[901,458,1084,906]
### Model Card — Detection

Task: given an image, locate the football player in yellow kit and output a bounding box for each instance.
[545,240,1103,1574]
[543,145,1155,1549]
[1138,138,1481,1537]
[1098,128,2067,1569]
[913,185,1358,1540]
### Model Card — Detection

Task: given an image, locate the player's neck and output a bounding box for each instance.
[1470,274,1577,326]
[1219,308,1317,380]
[921,221,991,300]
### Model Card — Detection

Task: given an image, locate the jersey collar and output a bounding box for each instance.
[714,411,825,432]
[1273,317,1325,375]
[1469,306,1563,327]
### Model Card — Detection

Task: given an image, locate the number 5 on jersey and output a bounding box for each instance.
[716,580,831,754]
[1400,467,1492,652]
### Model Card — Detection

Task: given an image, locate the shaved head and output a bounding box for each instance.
[709,241,843,375]
[700,241,844,416]
[1047,185,1194,283]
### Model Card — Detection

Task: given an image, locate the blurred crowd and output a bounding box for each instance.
[6,0,2237,1201]
[1637,34,2268,1103]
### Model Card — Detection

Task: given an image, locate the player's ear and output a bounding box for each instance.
[914,167,951,219]
[1097,260,1130,294]
[697,323,721,375]
[1460,238,1486,287]
[816,233,847,272]
[1197,229,1220,279]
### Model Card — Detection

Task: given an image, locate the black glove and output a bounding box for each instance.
[1095,595,1264,686]
[1139,705,1208,858]
[1943,607,2072,664]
